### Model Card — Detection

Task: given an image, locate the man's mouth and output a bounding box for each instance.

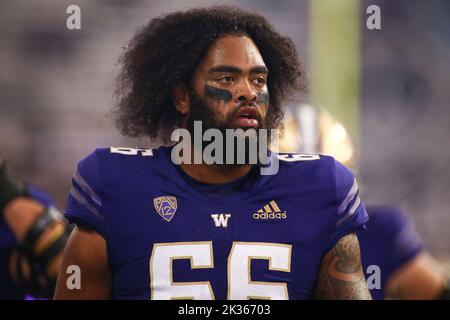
[233,106,259,128]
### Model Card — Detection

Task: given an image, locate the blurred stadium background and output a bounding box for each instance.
[1,0,449,264]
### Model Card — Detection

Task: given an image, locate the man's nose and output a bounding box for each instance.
[236,79,257,102]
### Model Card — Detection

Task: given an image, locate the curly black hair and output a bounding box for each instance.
[114,5,307,142]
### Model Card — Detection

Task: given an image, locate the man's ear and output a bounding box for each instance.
[172,83,190,115]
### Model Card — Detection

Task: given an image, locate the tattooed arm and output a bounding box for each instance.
[315,233,372,299]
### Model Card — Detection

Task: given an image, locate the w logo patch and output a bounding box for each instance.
[153,196,177,222]
[210,214,231,228]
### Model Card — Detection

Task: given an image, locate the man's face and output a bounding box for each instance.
[187,35,270,132]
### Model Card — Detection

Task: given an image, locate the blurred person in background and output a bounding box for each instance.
[0,158,72,299]
[278,104,450,300]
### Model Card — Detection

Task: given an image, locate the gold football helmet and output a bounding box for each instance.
[276,104,356,171]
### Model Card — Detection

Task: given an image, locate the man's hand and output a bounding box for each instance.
[1,158,72,298]
[315,233,372,299]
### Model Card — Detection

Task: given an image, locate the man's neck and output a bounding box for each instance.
[179,162,254,184]
[175,143,258,184]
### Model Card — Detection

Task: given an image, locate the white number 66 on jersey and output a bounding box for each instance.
[150,241,292,300]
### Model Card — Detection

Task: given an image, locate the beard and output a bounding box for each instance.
[185,90,273,166]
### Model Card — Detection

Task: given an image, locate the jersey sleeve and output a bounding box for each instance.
[26,183,54,208]
[374,207,423,272]
[65,150,108,239]
[389,211,423,268]
[327,159,369,250]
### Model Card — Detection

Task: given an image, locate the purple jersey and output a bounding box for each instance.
[358,206,423,300]
[0,184,54,299]
[65,146,368,300]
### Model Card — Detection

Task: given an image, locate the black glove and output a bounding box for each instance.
[0,158,28,215]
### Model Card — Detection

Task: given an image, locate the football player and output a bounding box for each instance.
[0,158,72,299]
[54,6,371,300]
[278,104,450,300]
[358,206,449,300]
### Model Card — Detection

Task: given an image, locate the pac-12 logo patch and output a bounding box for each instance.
[153,196,178,222]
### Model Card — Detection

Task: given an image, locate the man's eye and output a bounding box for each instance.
[254,77,267,85]
[217,76,234,84]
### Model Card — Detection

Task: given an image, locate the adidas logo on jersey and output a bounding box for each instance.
[253,200,287,220]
